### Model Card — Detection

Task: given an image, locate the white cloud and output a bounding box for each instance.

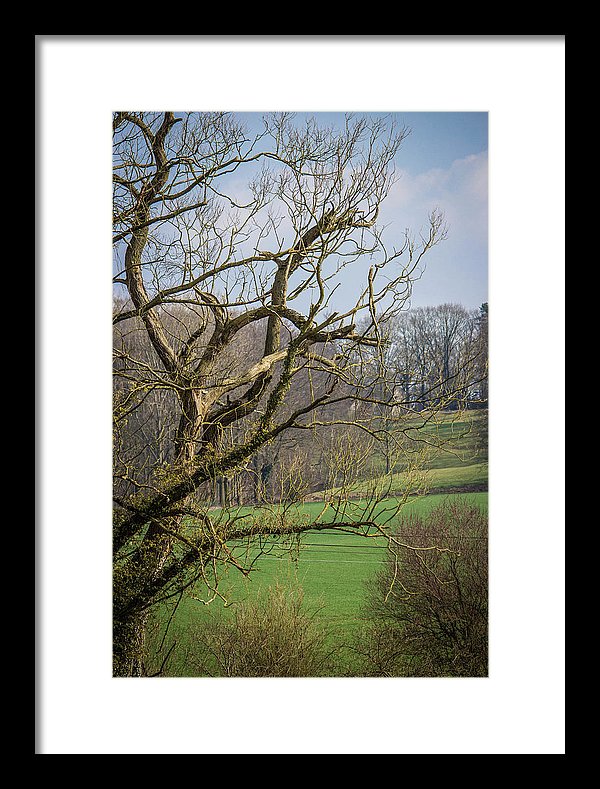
[384,151,488,225]
[376,152,488,308]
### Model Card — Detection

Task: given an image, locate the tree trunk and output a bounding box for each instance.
[113,608,150,677]
[113,519,176,676]
[114,388,206,676]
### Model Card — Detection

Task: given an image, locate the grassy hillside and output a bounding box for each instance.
[306,408,488,499]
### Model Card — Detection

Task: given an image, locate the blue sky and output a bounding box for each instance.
[239,111,488,311]
[384,111,488,310]
[114,111,487,313]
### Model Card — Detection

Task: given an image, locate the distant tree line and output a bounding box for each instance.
[381,301,488,412]
[114,300,487,506]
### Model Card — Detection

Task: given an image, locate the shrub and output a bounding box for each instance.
[356,498,488,677]
[188,583,334,677]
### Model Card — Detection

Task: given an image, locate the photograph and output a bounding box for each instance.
[112,109,489,680]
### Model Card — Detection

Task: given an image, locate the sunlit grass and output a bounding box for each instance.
[148,491,488,676]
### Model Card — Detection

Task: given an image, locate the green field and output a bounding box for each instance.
[145,409,488,676]
[148,489,488,677]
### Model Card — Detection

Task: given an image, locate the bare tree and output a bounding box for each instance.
[112,111,450,676]
[383,304,485,412]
